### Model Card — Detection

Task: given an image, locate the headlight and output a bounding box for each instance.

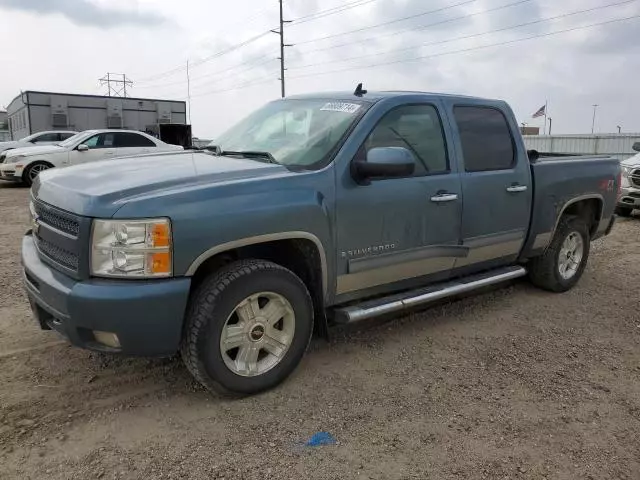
[7,155,25,164]
[621,166,632,178]
[91,219,172,278]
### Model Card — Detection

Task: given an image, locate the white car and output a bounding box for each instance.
[0,130,78,155]
[0,129,183,186]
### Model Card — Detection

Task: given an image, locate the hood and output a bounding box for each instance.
[33,151,289,217]
[0,140,29,153]
[5,144,66,157]
[621,153,640,167]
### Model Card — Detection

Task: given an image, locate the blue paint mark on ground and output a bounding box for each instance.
[305,432,337,447]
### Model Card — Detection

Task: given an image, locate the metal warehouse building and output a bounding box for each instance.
[6,91,186,140]
[523,133,640,161]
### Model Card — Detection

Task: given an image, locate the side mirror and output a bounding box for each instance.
[633,142,640,152]
[77,144,89,152]
[352,147,416,183]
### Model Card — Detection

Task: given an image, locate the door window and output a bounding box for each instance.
[453,106,515,172]
[362,104,449,175]
[83,133,116,149]
[114,132,156,148]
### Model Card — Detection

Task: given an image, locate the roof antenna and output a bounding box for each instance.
[353,83,367,97]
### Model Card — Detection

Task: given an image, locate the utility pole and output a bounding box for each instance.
[187,60,192,125]
[548,118,552,135]
[591,104,598,134]
[99,73,133,97]
[271,0,292,98]
[617,125,621,134]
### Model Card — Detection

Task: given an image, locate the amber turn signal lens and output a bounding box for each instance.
[150,252,171,274]
[151,223,170,247]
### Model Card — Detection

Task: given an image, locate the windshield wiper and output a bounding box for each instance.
[219,150,279,164]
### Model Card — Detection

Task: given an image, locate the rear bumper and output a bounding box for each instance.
[617,185,640,209]
[22,233,191,356]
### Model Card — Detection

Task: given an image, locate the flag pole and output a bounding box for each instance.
[544,99,548,135]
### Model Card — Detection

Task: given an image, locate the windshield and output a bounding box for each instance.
[58,132,86,148]
[211,99,368,169]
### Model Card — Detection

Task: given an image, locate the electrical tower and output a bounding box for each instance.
[99,73,133,97]
[271,0,292,98]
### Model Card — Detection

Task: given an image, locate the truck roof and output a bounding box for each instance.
[286,90,498,103]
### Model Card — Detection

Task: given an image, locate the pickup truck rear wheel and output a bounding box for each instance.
[181,259,314,396]
[528,216,590,292]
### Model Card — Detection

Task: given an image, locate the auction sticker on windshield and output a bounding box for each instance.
[320,102,362,114]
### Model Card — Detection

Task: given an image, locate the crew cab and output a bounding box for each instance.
[0,130,78,155]
[21,90,620,396]
[1,129,183,186]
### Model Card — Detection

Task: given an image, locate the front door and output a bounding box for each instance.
[69,132,117,165]
[448,104,532,271]
[335,102,462,299]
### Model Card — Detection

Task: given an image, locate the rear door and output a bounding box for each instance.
[113,132,157,156]
[69,132,117,165]
[447,103,532,272]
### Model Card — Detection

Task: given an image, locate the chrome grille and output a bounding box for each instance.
[630,169,640,188]
[34,236,79,270]
[34,201,80,237]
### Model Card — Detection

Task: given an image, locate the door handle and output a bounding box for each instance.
[430,193,458,203]
[506,185,528,193]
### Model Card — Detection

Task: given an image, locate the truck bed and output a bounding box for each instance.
[520,154,620,259]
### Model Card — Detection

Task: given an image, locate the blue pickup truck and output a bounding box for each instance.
[22,89,620,395]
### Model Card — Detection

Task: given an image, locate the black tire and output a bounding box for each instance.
[528,216,590,293]
[615,206,633,217]
[181,259,314,396]
[23,162,52,187]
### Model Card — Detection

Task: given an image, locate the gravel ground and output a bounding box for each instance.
[1,183,639,480]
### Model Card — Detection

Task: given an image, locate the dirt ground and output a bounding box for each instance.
[1,182,639,480]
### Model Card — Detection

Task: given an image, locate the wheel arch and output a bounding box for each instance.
[185,233,329,337]
[552,194,603,239]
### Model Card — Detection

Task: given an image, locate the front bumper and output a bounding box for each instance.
[22,233,191,356]
[618,185,640,209]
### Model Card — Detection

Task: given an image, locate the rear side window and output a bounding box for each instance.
[34,133,59,143]
[114,132,156,148]
[59,132,75,141]
[453,106,514,172]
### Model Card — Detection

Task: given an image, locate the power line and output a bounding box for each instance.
[296,0,533,54]
[287,14,640,80]
[136,29,274,84]
[170,14,639,98]
[288,0,636,70]
[294,0,480,45]
[290,0,380,26]
[135,57,275,90]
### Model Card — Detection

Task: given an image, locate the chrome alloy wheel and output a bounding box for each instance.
[28,163,49,182]
[219,292,295,377]
[558,231,584,280]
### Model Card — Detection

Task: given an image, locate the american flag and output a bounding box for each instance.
[532,105,546,118]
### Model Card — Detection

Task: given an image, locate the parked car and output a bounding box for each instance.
[0,130,78,155]
[616,142,640,217]
[0,129,183,186]
[22,90,619,396]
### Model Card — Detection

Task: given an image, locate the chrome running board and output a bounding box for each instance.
[334,265,527,324]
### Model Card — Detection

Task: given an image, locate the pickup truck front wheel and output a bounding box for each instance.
[528,216,590,292]
[181,259,314,396]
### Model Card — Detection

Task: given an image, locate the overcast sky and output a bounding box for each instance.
[0,0,639,137]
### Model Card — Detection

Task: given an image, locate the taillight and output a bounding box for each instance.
[617,171,622,196]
